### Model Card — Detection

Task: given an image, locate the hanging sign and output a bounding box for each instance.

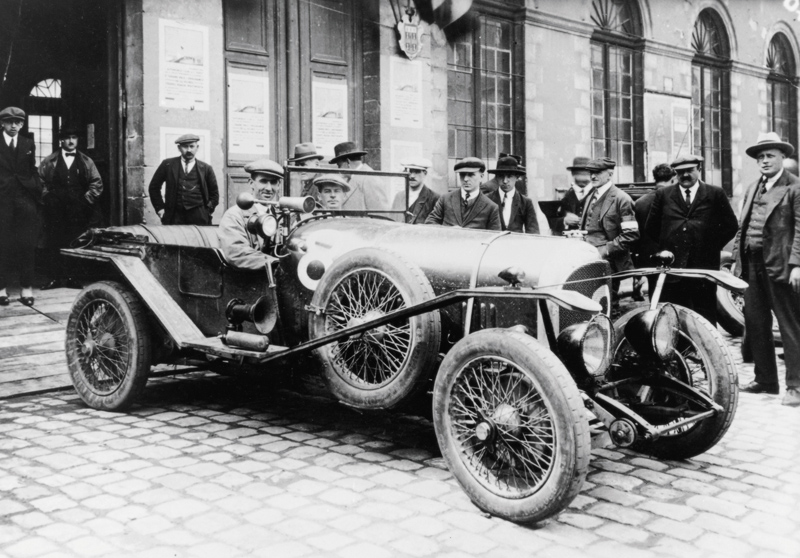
[397,11,422,60]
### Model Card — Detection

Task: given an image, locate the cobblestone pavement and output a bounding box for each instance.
[1,336,799,558]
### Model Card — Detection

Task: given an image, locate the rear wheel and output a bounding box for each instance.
[433,329,589,523]
[66,281,152,411]
[716,261,745,337]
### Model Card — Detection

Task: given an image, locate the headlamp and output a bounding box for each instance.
[623,304,679,361]
[557,314,615,378]
[245,213,278,239]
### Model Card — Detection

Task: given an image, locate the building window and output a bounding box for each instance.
[590,0,644,183]
[27,78,62,165]
[766,33,798,150]
[447,13,523,178]
[691,9,731,192]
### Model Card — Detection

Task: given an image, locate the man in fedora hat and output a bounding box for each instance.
[391,157,440,224]
[425,157,501,230]
[39,125,104,290]
[315,175,351,210]
[481,152,526,196]
[288,142,324,199]
[734,132,800,406]
[554,156,594,235]
[149,133,219,225]
[0,106,40,307]
[644,154,737,325]
[329,141,389,211]
[218,159,283,271]
[486,156,538,234]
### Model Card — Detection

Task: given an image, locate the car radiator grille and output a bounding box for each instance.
[558,261,611,330]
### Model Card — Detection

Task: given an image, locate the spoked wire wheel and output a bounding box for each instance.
[66,281,152,411]
[434,329,589,523]
[309,248,440,410]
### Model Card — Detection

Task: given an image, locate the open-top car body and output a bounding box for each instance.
[62,166,746,524]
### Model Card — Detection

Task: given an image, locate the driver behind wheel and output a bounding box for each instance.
[218,158,281,270]
[314,175,351,210]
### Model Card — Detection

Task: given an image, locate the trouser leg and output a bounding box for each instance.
[0,197,13,289]
[744,256,779,386]
[13,193,41,288]
[766,278,800,389]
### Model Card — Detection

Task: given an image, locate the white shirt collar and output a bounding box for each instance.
[572,183,590,200]
[592,180,613,200]
[461,188,476,201]
[764,169,783,191]
[3,131,16,146]
[61,149,77,167]
[182,158,196,172]
[409,185,422,206]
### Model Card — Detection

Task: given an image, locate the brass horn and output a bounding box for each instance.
[225,296,277,334]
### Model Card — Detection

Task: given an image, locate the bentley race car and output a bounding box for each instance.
[62,166,746,523]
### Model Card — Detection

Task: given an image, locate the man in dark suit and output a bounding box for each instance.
[391,157,440,224]
[634,164,677,299]
[486,156,538,234]
[481,152,527,196]
[553,156,594,235]
[734,132,800,406]
[425,157,501,230]
[148,134,219,225]
[644,154,738,325]
[0,107,41,307]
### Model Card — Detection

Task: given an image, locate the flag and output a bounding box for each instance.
[417,0,473,29]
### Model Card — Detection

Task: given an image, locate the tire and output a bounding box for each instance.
[716,262,744,337]
[611,304,738,460]
[66,281,153,411]
[308,248,441,410]
[433,329,590,523]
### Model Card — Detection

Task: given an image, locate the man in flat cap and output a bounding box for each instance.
[486,156,538,234]
[391,157,440,224]
[733,132,800,405]
[288,142,324,199]
[149,133,219,225]
[330,141,389,211]
[554,156,594,235]
[315,175,351,210]
[425,157,501,230]
[579,157,639,312]
[0,107,41,307]
[39,126,104,290]
[218,159,283,271]
[644,154,737,325]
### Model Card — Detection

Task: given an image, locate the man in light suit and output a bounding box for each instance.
[486,156,538,234]
[735,132,800,406]
[391,157,440,224]
[330,141,389,211]
[148,133,219,225]
[425,157,501,230]
[644,154,738,325]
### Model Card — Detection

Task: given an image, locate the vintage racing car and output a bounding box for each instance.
[62,167,746,523]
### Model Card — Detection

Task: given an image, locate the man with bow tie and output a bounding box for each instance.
[734,132,800,406]
[39,126,104,290]
[425,157,501,230]
[486,156,538,234]
[0,107,41,307]
[644,154,738,325]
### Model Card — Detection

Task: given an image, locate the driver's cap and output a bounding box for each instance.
[402,157,432,172]
[313,175,351,192]
[245,158,283,180]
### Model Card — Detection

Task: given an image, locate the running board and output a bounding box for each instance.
[182,336,287,361]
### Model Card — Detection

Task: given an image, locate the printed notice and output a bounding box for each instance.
[390,57,423,129]
[312,76,349,158]
[228,70,270,162]
[159,19,210,111]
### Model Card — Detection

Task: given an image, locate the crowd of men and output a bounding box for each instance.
[1,102,798,405]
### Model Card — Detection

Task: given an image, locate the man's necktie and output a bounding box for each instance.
[756,176,768,199]
[184,162,189,174]
[580,189,596,229]
[502,192,508,207]
[64,152,75,158]
[10,139,15,152]
[463,192,470,209]
[684,188,692,206]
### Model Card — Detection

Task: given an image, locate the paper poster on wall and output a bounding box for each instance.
[312,76,349,158]
[390,57,423,129]
[389,140,424,200]
[160,127,210,162]
[159,19,210,111]
[227,70,270,163]
[644,92,692,169]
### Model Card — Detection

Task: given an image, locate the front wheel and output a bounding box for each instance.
[66,281,152,411]
[433,329,590,523]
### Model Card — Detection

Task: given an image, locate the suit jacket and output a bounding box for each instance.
[148,157,219,224]
[425,189,502,231]
[633,190,658,267]
[553,187,590,235]
[487,190,539,234]
[582,184,638,271]
[342,164,389,210]
[392,185,440,224]
[0,134,40,202]
[645,181,738,271]
[733,170,800,283]
[39,149,103,204]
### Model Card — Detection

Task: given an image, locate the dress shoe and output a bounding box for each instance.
[18,296,34,307]
[41,279,63,290]
[740,381,780,395]
[782,388,800,407]
[0,295,8,306]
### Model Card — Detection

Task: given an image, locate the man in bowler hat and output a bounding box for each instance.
[0,107,40,307]
[425,157,501,230]
[644,154,738,325]
[330,141,389,211]
[149,133,219,225]
[391,157,440,224]
[554,156,594,235]
[486,156,538,234]
[734,132,800,406]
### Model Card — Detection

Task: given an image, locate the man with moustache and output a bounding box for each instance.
[425,157,501,230]
[0,107,40,307]
[39,126,104,290]
[734,132,800,406]
[149,133,219,225]
[391,157,440,224]
[554,156,594,235]
[644,154,737,325]
[486,156,539,234]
